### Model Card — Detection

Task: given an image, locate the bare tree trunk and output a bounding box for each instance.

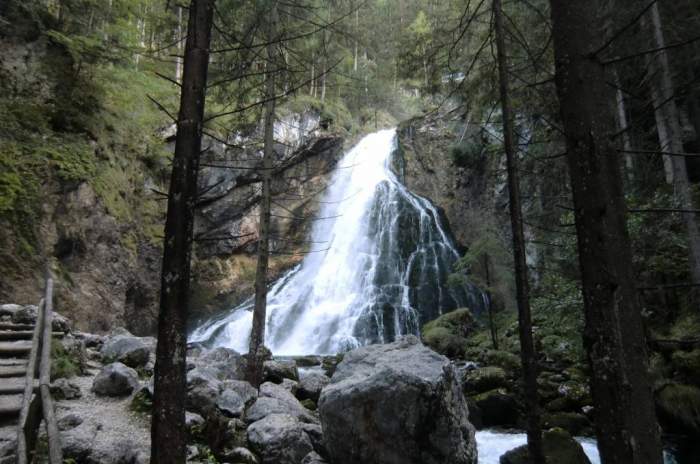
[248,1,278,389]
[492,1,543,462]
[483,254,498,350]
[549,1,663,463]
[613,70,634,182]
[353,6,359,72]
[645,2,700,287]
[175,6,184,83]
[151,1,213,462]
[310,50,315,97]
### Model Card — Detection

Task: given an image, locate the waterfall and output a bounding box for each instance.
[190,129,484,355]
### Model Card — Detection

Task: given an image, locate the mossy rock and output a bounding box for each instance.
[482,350,521,373]
[500,428,592,464]
[655,382,700,436]
[421,308,477,358]
[543,412,593,436]
[464,366,508,394]
[670,349,700,386]
[470,388,521,428]
[300,398,317,411]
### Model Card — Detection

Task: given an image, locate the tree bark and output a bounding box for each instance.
[645,2,700,287]
[175,6,183,83]
[248,0,278,388]
[492,1,543,462]
[549,1,663,463]
[613,70,634,182]
[151,1,213,462]
[483,254,499,350]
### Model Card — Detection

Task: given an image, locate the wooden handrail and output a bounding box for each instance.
[16,298,44,464]
[39,277,62,463]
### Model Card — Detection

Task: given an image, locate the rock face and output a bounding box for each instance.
[319,336,477,464]
[92,362,139,397]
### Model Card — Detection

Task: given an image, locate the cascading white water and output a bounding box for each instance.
[190,128,483,355]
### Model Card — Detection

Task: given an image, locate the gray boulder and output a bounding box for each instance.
[302,451,329,464]
[264,359,299,383]
[297,371,330,403]
[195,347,247,381]
[218,389,248,418]
[187,366,223,415]
[11,305,38,324]
[101,330,152,368]
[247,414,314,464]
[92,362,139,397]
[246,382,318,424]
[51,378,82,400]
[319,335,477,464]
[221,447,259,464]
[499,428,591,464]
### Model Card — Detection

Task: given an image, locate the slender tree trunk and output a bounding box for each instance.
[549,1,663,463]
[483,254,498,350]
[353,7,359,72]
[175,6,184,83]
[151,1,213,462]
[310,50,315,97]
[613,70,634,182]
[645,2,700,287]
[492,2,543,462]
[248,0,278,388]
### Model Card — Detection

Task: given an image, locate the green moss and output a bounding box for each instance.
[130,388,153,415]
[655,382,700,435]
[421,308,477,358]
[51,342,80,380]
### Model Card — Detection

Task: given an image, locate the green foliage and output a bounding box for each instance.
[130,388,153,414]
[51,342,80,380]
[655,382,700,435]
[450,140,483,168]
[422,308,477,358]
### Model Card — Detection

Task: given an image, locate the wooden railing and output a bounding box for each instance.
[16,277,63,464]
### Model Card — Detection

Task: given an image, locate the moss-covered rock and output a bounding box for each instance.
[542,412,593,436]
[655,382,700,436]
[671,349,700,386]
[470,388,520,428]
[421,308,477,358]
[500,428,592,464]
[464,366,508,394]
[482,350,521,373]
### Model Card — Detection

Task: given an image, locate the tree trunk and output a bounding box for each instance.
[613,70,634,182]
[353,6,359,72]
[645,2,700,287]
[549,1,664,463]
[492,1,543,462]
[483,254,498,350]
[175,6,183,83]
[151,1,213,462]
[247,1,278,389]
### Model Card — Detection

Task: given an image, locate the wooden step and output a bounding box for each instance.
[0,331,33,341]
[0,323,34,331]
[0,341,32,356]
[0,366,27,378]
[0,379,37,395]
[0,359,27,367]
[0,395,22,417]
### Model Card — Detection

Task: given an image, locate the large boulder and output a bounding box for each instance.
[92,362,139,397]
[297,371,330,403]
[499,428,591,464]
[319,335,477,464]
[247,414,314,464]
[264,359,299,383]
[246,382,318,424]
[192,347,247,381]
[101,330,153,368]
[187,366,223,416]
[217,380,257,418]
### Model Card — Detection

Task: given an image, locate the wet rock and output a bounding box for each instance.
[297,371,330,403]
[319,335,477,464]
[101,330,152,368]
[247,414,314,464]
[51,378,82,400]
[302,451,329,464]
[92,362,139,397]
[470,388,520,428]
[264,359,299,383]
[499,428,591,464]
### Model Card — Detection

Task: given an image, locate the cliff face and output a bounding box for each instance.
[395,113,499,251]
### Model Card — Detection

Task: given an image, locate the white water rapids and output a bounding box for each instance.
[191,128,482,355]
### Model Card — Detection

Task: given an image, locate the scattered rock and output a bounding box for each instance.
[75,331,105,348]
[186,411,205,430]
[11,305,38,324]
[297,371,330,403]
[319,335,477,464]
[52,312,72,333]
[218,388,248,418]
[280,378,299,395]
[264,359,299,383]
[499,428,591,464]
[294,355,322,367]
[51,378,82,400]
[0,303,23,318]
[92,362,139,397]
[57,413,83,431]
[321,354,343,377]
[302,451,329,464]
[187,366,223,415]
[247,414,314,464]
[101,330,152,368]
[194,347,247,381]
[246,382,318,424]
[221,446,259,464]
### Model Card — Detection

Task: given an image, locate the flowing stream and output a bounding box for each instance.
[190,128,483,355]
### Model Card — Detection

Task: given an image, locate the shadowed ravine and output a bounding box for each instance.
[190,129,484,355]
